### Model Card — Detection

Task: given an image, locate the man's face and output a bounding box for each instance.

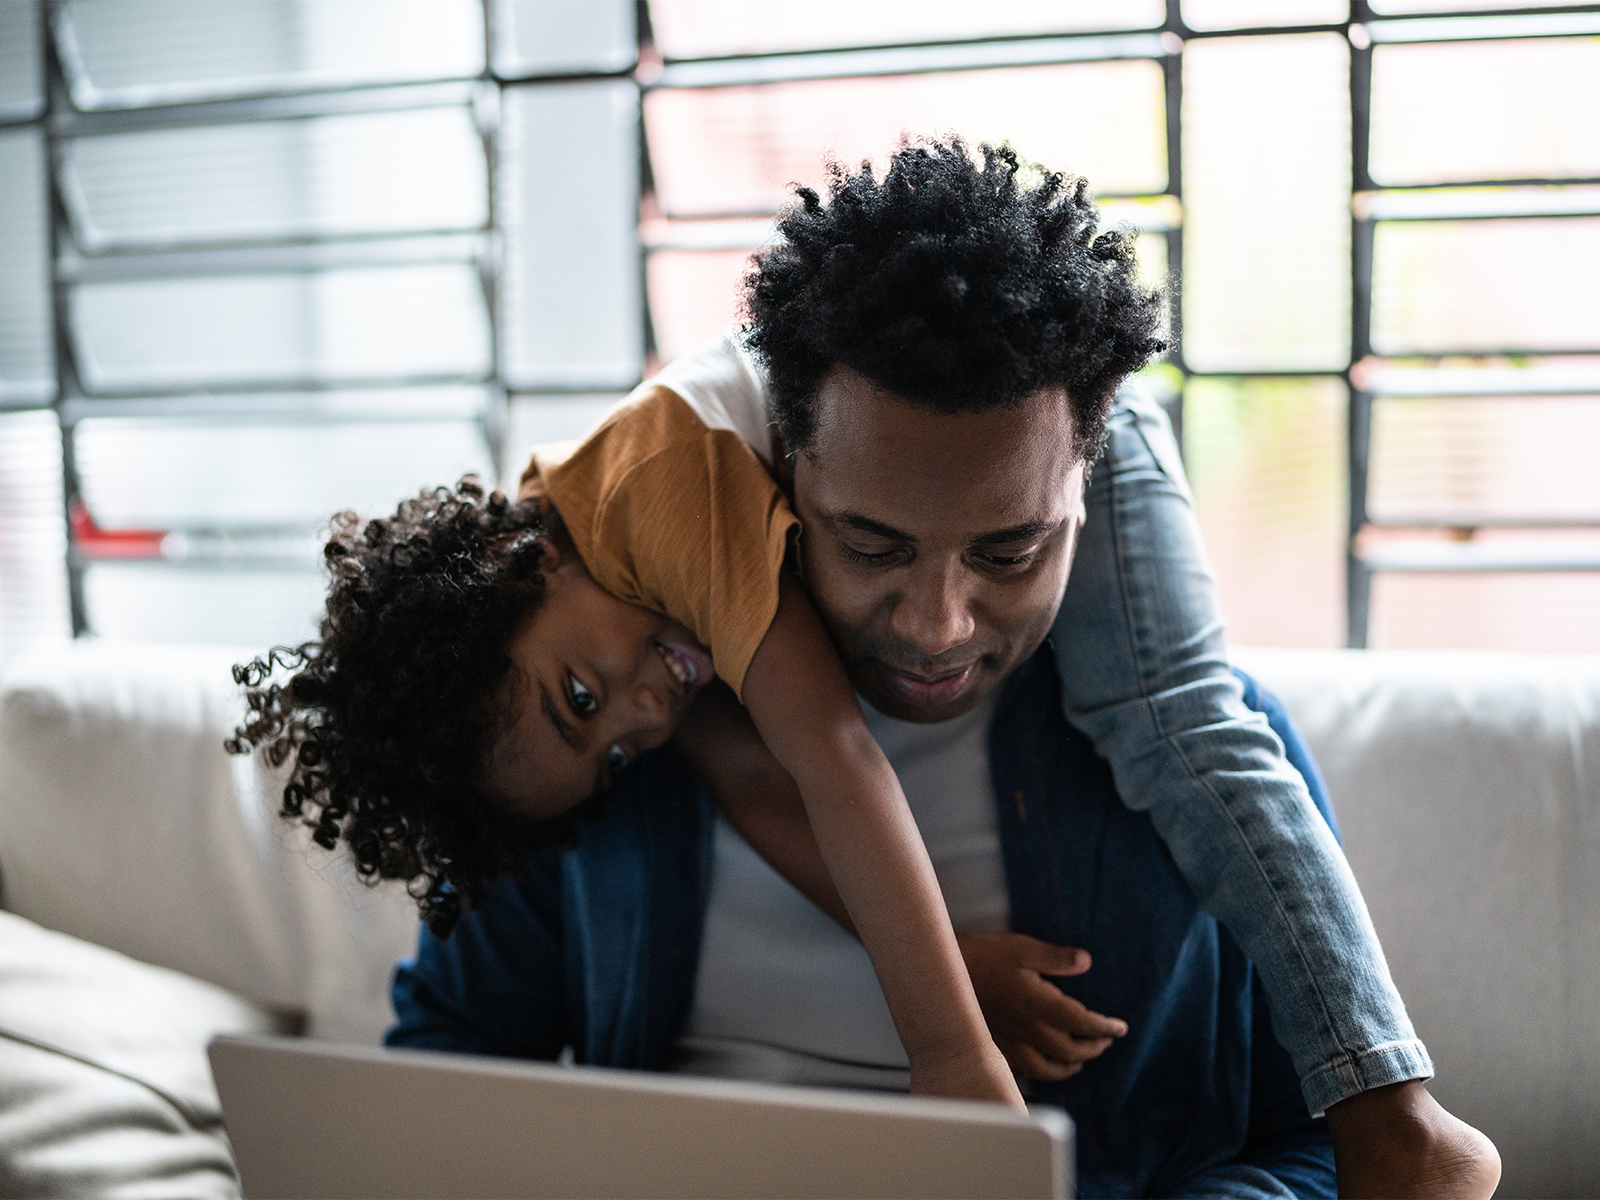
[790,366,1087,724]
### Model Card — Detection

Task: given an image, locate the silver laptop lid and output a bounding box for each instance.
[210,1035,1072,1200]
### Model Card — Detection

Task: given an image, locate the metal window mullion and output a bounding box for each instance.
[41,6,89,637]
[1347,9,1375,647]
[474,78,509,482]
[1362,174,1600,193]
[1162,1,1187,451]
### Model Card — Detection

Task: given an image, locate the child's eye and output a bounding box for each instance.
[568,676,597,715]
[606,743,629,772]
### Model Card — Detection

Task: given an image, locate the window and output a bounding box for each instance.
[2,1,1595,658]
[1,0,638,657]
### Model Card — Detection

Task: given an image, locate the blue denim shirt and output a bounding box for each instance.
[390,653,1335,1198]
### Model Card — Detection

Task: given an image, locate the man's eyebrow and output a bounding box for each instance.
[971,518,1061,548]
[836,511,916,543]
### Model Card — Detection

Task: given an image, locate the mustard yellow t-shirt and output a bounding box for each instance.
[518,385,799,700]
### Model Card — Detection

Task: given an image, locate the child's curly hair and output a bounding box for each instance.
[226,478,567,937]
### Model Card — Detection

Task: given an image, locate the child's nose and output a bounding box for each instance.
[627,678,670,731]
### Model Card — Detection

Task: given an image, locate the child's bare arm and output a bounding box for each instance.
[676,687,1127,1082]
[673,678,856,933]
[737,573,1021,1108]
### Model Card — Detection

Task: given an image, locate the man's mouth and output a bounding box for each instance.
[878,661,978,706]
[655,637,714,697]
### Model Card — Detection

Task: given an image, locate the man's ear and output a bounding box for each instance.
[770,430,796,499]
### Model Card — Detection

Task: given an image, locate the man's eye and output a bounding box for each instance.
[840,544,901,567]
[978,549,1041,571]
[569,676,598,715]
[606,743,629,772]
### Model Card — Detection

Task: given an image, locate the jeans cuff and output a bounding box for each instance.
[1301,1039,1436,1117]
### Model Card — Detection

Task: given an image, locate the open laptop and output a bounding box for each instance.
[210,1035,1072,1199]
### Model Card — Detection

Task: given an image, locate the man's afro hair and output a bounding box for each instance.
[743,137,1169,461]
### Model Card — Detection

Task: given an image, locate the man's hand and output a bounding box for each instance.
[957,932,1128,1082]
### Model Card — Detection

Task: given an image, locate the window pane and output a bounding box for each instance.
[60,107,488,252]
[0,411,70,664]
[646,248,753,366]
[54,0,484,110]
[1370,572,1600,653]
[70,264,492,392]
[0,1,44,123]
[645,60,1168,218]
[0,129,54,405]
[500,81,643,389]
[1372,218,1600,354]
[493,0,636,78]
[1184,376,1347,648]
[83,563,326,649]
[1182,0,1347,30]
[74,415,494,529]
[502,393,628,484]
[1182,34,1351,372]
[1369,395,1600,524]
[1371,39,1600,186]
[647,0,1164,59]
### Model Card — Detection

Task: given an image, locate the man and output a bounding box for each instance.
[389,140,1497,1197]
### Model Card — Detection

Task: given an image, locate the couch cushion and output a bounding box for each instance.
[1234,647,1600,1199]
[0,641,417,1042]
[0,909,289,1199]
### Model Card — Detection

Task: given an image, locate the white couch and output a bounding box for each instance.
[0,642,417,1198]
[0,640,1595,1197]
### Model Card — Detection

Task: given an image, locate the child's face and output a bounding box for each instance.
[483,534,714,820]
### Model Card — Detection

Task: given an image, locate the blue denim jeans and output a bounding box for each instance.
[1052,382,1434,1116]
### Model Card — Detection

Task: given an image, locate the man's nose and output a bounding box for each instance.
[888,564,977,657]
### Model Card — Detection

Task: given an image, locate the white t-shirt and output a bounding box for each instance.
[668,687,1011,1090]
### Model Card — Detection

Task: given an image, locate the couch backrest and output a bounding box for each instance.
[1236,647,1600,1200]
[0,640,417,1043]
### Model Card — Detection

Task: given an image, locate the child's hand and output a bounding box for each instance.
[957,932,1128,1082]
[908,1034,1026,1110]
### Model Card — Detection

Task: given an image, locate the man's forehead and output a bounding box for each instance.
[800,367,1083,529]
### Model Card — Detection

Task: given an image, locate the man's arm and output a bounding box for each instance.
[386,848,569,1060]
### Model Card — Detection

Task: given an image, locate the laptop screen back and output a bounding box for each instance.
[209,1035,1072,1199]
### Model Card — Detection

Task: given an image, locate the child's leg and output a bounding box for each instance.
[1052,381,1430,1117]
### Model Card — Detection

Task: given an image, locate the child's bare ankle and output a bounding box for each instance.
[1326,1081,1500,1199]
